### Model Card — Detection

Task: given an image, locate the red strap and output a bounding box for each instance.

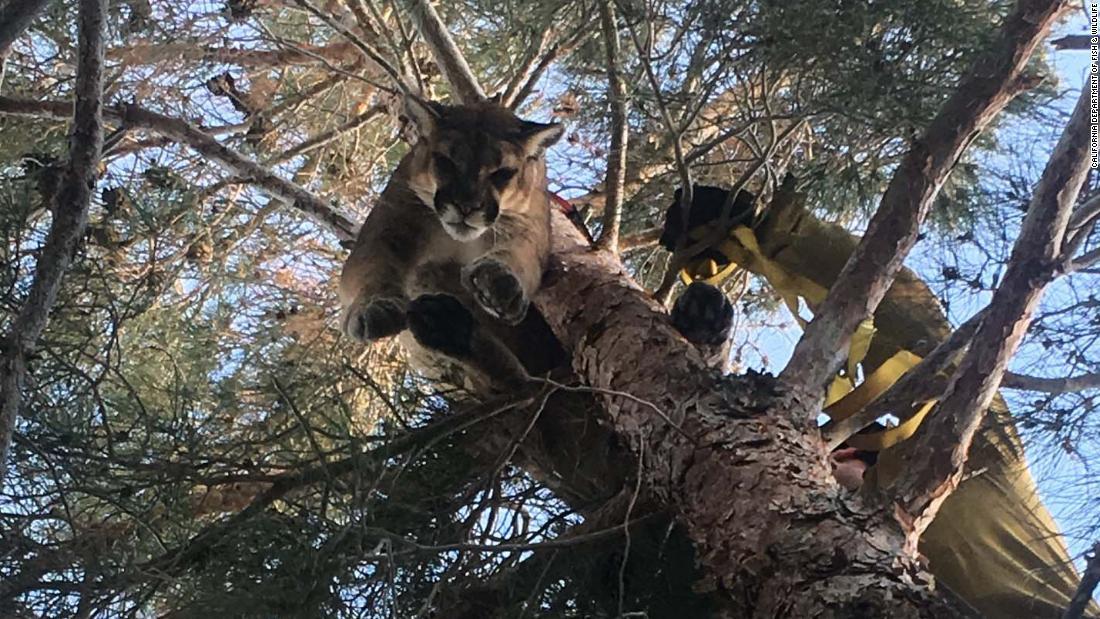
[549,191,575,216]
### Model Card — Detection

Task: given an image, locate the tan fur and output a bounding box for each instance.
[338,97,563,392]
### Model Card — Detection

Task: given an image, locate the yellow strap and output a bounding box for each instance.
[681,257,738,286]
[678,222,940,451]
[847,319,876,379]
[847,399,937,450]
[826,375,854,407]
[824,349,943,450]
[824,350,923,422]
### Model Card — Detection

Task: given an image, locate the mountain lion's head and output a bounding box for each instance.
[403,95,564,241]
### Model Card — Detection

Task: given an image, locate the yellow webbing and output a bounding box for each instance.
[680,224,938,450]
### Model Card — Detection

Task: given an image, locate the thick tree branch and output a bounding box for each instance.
[535,213,964,615]
[780,0,1069,403]
[0,96,359,242]
[887,81,1092,545]
[402,0,485,103]
[0,0,106,487]
[595,0,629,253]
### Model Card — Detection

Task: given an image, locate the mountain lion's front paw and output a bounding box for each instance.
[462,258,528,325]
[342,296,408,342]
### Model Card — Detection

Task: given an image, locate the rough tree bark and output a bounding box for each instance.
[537,217,969,616]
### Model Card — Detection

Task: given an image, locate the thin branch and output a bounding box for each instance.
[104,41,359,68]
[0,96,359,241]
[595,0,629,253]
[779,0,1070,402]
[617,1,693,247]
[497,27,553,102]
[136,395,529,578]
[887,80,1092,541]
[378,515,657,553]
[1062,542,1100,619]
[402,0,486,103]
[0,0,107,487]
[1001,369,1100,394]
[507,23,591,109]
[294,0,412,93]
[263,104,386,166]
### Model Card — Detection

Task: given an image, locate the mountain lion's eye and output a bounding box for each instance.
[489,168,517,187]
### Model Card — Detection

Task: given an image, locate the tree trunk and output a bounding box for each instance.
[534,216,971,616]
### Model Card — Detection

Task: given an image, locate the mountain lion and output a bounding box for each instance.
[338,95,564,392]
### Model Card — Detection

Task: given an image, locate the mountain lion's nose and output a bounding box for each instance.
[455,202,478,215]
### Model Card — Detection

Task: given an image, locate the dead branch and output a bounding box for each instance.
[104,41,359,68]
[0,0,106,488]
[779,0,1070,403]
[294,0,411,92]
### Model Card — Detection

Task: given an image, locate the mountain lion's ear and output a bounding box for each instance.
[403,94,444,139]
[488,92,504,105]
[518,121,564,158]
